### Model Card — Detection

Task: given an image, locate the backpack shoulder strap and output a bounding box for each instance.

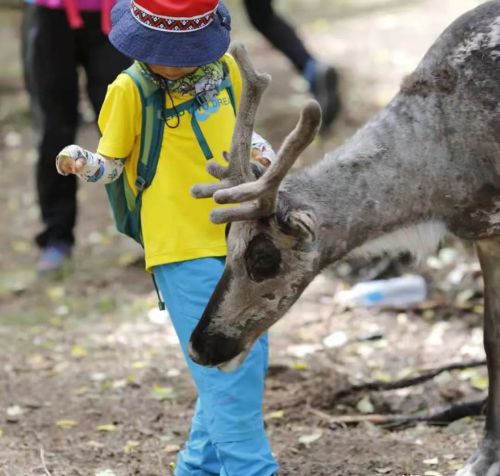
[220,59,236,113]
[123,62,165,191]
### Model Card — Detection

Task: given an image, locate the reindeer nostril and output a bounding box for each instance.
[187,341,203,364]
[189,331,244,367]
[263,292,275,300]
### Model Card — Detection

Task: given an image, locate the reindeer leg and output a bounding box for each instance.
[457,238,500,476]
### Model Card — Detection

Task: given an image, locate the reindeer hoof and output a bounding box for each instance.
[456,440,500,476]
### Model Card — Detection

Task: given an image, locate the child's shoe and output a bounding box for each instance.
[37,242,72,279]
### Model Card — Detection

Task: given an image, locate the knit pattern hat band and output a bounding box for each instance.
[109,0,231,67]
[130,0,217,33]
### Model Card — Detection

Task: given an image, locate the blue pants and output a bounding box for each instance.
[153,257,278,476]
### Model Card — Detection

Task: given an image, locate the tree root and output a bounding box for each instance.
[307,359,488,429]
[331,359,486,401]
[309,397,486,429]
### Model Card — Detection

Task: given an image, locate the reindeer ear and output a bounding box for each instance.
[276,198,317,241]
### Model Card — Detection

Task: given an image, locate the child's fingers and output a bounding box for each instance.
[74,158,86,173]
[56,155,84,175]
[56,145,86,175]
[57,156,73,174]
[252,153,271,168]
[251,149,272,168]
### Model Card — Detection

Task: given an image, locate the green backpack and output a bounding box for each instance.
[105,61,236,246]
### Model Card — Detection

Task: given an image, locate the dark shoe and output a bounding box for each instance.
[37,242,72,279]
[311,64,341,132]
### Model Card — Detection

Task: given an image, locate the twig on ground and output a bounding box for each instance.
[309,397,486,429]
[39,447,53,476]
[332,359,486,401]
[310,409,414,426]
[424,398,486,425]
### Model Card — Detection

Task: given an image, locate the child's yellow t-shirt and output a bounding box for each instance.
[97,53,242,270]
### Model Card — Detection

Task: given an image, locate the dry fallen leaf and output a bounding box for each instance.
[6,405,23,422]
[298,431,323,447]
[151,385,174,401]
[356,396,375,414]
[112,379,127,390]
[166,368,181,378]
[322,331,348,349]
[373,371,392,383]
[164,444,181,453]
[447,460,465,471]
[6,405,23,417]
[470,374,488,391]
[88,440,105,449]
[90,372,106,382]
[375,468,392,474]
[11,239,30,254]
[95,470,117,476]
[291,361,308,371]
[124,440,140,453]
[265,410,285,421]
[74,386,90,396]
[56,419,79,429]
[132,361,149,369]
[46,286,65,301]
[71,344,88,359]
[96,424,117,432]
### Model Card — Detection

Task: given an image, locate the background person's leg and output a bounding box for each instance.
[243,0,341,129]
[21,3,42,128]
[32,7,79,273]
[243,0,311,73]
[77,11,131,117]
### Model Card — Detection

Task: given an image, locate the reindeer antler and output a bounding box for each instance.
[191,43,270,198]
[191,43,322,224]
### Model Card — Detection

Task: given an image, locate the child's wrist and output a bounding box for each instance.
[251,132,276,164]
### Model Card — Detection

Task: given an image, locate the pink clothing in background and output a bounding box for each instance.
[34,0,114,34]
[36,0,102,12]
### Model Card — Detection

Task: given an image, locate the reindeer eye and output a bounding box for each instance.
[244,234,281,282]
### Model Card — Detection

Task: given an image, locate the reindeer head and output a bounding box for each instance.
[188,44,322,370]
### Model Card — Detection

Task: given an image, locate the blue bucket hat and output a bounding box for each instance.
[109,0,231,67]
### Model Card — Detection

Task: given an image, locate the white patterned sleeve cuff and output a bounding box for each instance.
[251,132,276,163]
[56,145,124,184]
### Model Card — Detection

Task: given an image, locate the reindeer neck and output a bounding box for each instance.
[313,102,445,262]
[283,91,500,265]
[280,1,500,265]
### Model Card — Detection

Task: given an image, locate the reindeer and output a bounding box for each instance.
[188,2,500,474]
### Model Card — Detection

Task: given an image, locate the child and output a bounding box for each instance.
[56,1,279,475]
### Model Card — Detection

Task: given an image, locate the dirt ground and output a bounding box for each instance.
[0,0,492,475]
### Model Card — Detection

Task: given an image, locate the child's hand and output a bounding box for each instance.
[251,148,272,168]
[56,145,87,176]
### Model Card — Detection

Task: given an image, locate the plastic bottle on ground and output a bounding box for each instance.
[336,274,427,308]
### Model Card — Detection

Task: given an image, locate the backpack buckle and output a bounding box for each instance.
[135,176,146,191]
[195,92,208,107]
